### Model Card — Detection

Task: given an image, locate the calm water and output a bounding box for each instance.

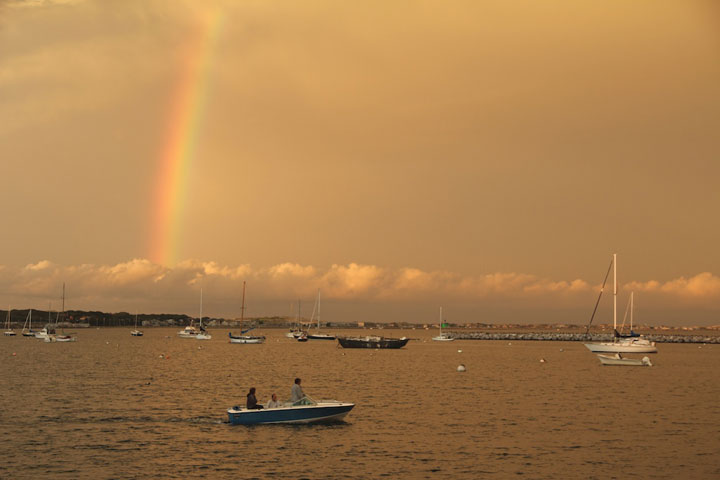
[1,328,718,479]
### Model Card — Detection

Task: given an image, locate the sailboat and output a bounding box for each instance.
[584,254,657,354]
[195,289,212,340]
[229,281,265,344]
[22,309,37,337]
[307,290,335,340]
[286,300,305,338]
[52,284,77,342]
[431,306,454,341]
[4,307,16,336]
[130,311,143,337]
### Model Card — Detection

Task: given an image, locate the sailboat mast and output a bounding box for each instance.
[613,253,617,332]
[439,306,443,335]
[630,291,634,331]
[317,289,321,331]
[240,281,246,329]
[200,288,203,328]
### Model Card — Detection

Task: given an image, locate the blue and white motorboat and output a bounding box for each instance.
[227,396,354,425]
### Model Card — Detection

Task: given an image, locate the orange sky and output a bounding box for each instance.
[0,0,718,324]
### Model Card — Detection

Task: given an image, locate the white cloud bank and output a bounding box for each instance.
[1,259,718,321]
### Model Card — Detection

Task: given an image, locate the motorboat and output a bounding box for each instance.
[296,332,308,342]
[337,335,409,349]
[227,396,354,425]
[178,325,200,338]
[597,353,652,366]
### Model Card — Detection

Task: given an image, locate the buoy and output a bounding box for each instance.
[508,342,512,346]
[457,349,462,353]
[559,348,564,352]
[159,354,165,358]
[12,352,17,356]
[457,364,466,372]
[540,358,546,363]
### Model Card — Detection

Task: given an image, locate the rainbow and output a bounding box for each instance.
[150,10,224,266]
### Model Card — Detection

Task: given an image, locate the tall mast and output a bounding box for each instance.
[240,281,246,330]
[630,291,634,331]
[439,306,443,335]
[317,289,321,332]
[613,253,617,332]
[200,288,203,328]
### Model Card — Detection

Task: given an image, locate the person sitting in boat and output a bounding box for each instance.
[246,387,263,410]
[267,393,281,409]
[290,378,305,403]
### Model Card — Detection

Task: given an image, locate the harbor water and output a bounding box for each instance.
[1,328,718,479]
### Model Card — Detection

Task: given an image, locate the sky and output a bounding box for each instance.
[1,0,719,325]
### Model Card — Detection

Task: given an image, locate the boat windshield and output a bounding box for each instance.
[291,395,317,406]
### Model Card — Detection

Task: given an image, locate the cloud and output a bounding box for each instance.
[0,259,717,319]
[625,272,720,298]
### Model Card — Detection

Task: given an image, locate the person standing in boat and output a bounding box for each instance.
[246,387,263,410]
[267,393,281,408]
[290,378,305,403]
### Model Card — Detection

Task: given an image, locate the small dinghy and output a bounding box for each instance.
[227,396,354,425]
[597,353,652,366]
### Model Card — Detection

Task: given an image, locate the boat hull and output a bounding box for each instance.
[597,354,652,366]
[307,334,336,340]
[431,336,454,342]
[227,403,354,425]
[337,336,409,349]
[228,333,265,344]
[584,341,657,353]
[130,330,144,337]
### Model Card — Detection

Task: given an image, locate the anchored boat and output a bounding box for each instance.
[337,335,409,349]
[597,353,652,366]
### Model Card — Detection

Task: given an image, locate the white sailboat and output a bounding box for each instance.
[47,284,77,343]
[195,289,212,340]
[21,309,36,337]
[307,290,335,340]
[229,281,265,344]
[130,311,143,337]
[285,300,305,339]
[4,307,16,336]
[584,254,657,354]
[431,306,454,341]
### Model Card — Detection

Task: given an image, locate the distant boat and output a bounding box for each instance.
[4,307,16,336]
[47,283,76,343]
[178,325,200,338]
[286,299,306,339]
[584,254,657,354]
[597,353,652,366]
[130,311,143,337]
[431,306,454,342]
[227,396,354,425]
[307,290,335,340]
[296,332,308,342]
[229,281,265,344]
[21,309,36,337]
[337,335,409,349]
[195,289,212,340]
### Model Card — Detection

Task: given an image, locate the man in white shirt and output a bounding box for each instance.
[290,377,305,403]
[267,393,281,408]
